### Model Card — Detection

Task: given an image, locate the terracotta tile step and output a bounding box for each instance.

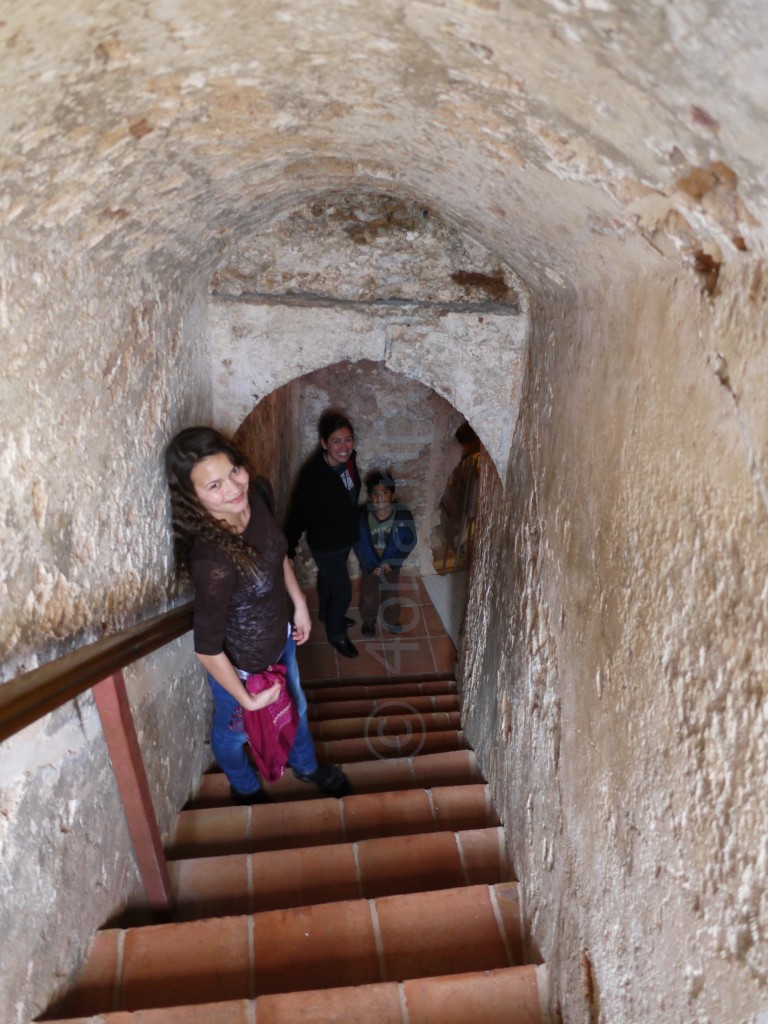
[191,748,483,809]
[310,710,461,741]
[315,728,465,763]
[169,784,497,859]
[308,693,460,720]
[51,964,545,1024]
[306,679,457,703]
[301,671,456,696]
[53,883,524,1015]
[167,826,508,920]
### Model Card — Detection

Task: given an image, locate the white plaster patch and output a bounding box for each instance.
[0,707,100,785]
[210,297,526,478]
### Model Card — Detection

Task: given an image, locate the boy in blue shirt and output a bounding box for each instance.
[354,471,417,636]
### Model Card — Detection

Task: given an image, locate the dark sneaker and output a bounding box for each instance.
[385,623,404,634]
[361,620,376,637]
[293,763,352,798]
[230,785,274,806]
[343,616,355,627]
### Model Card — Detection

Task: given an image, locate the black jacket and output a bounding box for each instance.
[284,448,361,556]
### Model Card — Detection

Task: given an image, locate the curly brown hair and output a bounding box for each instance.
[164,426,266,583]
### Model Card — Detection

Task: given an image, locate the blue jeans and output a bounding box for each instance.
[207,632,318,795]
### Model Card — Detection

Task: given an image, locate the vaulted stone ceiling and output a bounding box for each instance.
[3,1,763,292]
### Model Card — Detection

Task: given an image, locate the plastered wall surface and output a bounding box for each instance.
[1,1,767,1022]
[460,267,768,1023]
[209,194,527,477]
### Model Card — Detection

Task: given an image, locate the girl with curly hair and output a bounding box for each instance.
[165,426,350,804]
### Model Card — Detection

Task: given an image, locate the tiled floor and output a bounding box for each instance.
[299,574,457,683]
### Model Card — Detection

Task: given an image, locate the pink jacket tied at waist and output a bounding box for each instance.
[242,663,299,783]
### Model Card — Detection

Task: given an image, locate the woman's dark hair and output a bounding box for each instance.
[365,470,396,497]
[164,426,263,581]
[318,409,354,443]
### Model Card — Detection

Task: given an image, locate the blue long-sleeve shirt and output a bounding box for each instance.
[354,506,417,572]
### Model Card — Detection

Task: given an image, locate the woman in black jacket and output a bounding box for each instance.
[284,411,361,658]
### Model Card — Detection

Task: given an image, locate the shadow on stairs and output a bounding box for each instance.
[43,583,546,1024]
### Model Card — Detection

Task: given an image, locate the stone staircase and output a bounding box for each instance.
[45,594,546,1023]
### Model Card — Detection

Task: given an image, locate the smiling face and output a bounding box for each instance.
[190,453,250,525]
[370,483,395,518]
[321,428,354,467]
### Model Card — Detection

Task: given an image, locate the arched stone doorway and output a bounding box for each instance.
[208,192,529,484]
[232,358,500,651]
[233,359,463,573]
[208,192,516,653]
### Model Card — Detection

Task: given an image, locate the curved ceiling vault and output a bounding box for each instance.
[2,1,763,295]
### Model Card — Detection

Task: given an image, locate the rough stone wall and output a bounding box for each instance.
[234,385,296,515]
[0,258,209,681]
[461,265,768,1023]
[211,195,522,306]
[0,251,215,1022]
[0,641,212,1024]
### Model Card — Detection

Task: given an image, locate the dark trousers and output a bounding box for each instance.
[310,546,352,641]
[360,565,402,628]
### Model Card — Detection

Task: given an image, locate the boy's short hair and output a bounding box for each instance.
[365,470,396,496]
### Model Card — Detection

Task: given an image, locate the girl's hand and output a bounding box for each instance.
[243,681,281,711]
[292,602,312,646]
[283,558,312,646]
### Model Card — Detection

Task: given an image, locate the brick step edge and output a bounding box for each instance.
[169,783,496,859]
[191,748,483,808]
[163,826,510,921]
[51,883,527,1017]
[306,679,458,703]
[308,695,460,722]
[49,963,548,1024]
[302,670,457,690]
[310,710,461,741]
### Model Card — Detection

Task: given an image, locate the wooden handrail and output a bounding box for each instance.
[0,602,194,744]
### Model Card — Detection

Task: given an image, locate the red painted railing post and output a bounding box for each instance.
[92,671,174,911]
